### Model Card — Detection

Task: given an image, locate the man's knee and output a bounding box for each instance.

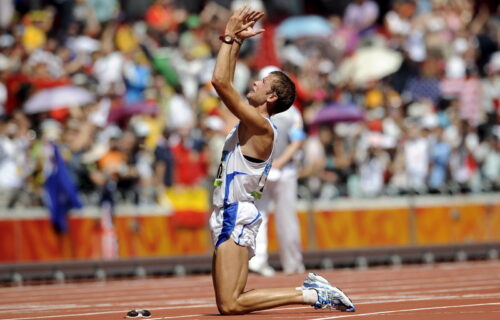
[217,300,243,315]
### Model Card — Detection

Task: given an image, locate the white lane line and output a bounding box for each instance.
[146,306,316,319]
[0,304,215,320]
[9,278,499,307]
[330,280,500,296]
[2,261,498,296]
[117,300,500,320]
[4,294,500,320]
[3,297,500,320]
[311,302,500,320]
[2,274,499,303]
[0,264,499,296]
[0,278,213,295]
[148,315,204,319]
[0,298,214,313]
[1,284,500,314]
[3,286,495,313]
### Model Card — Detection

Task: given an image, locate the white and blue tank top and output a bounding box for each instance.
[212,117,277,208]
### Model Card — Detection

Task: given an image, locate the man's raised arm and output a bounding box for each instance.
[211,7,266,128]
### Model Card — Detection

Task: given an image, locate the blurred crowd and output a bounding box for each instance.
[0,0,499,209]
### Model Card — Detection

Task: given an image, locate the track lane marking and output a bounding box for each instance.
[311,302,500,319]
[2,274,499,302]
[0,304,215,320]
[3,294,500,319]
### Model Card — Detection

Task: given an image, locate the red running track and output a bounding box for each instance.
[1,260,499,320]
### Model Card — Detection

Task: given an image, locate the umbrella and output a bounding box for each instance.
[23,85,95,114]
[107,100,158,123]
[276,15,333,39]
[312,103,365,125]
[335,46,403,86]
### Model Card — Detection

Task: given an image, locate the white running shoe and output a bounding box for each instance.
[301,272,356,312]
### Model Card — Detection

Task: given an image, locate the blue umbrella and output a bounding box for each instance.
[312,103,365,125]
[276,15,333,39]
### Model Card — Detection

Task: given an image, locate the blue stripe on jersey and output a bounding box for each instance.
[215,202,239,248]
[224,171,247,207]
[237,211,262,244]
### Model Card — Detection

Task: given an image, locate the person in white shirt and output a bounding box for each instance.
[249,66,306,275]
[249,102,306,275]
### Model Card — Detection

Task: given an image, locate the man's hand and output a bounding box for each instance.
[225,5,265,40]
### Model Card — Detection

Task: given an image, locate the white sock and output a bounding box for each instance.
[301,289,318,304]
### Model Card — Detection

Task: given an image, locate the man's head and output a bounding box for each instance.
[247,70,296,115]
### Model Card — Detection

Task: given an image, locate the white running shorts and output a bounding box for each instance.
[209,201,262,258]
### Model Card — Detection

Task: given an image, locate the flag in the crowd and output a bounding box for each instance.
[43,143,82,233]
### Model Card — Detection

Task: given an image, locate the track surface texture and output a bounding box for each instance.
[1,260,499,320]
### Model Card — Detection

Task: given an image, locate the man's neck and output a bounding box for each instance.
[256,104,270,118]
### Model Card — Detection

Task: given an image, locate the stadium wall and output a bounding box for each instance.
[0,194,499,263]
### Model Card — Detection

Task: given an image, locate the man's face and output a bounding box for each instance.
[247,74,275,106]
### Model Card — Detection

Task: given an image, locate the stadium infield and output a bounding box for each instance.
[1,260,499,320]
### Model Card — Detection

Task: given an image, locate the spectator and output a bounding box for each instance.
[428,125,452,193]
[0,118,31,207]
[403,123,429,193]
[170,124,207,187]
[357,145,389,197]
[480,135,499,191]
[250,102,306,276]
[343,0,379,35]
[153,127,174,202]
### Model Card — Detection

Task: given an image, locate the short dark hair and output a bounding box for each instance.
[269,71,296,115]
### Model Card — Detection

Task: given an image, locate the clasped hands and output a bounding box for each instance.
[224,5,265,41]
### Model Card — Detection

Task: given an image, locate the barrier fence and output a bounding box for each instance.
[1,193,499,262]
[0,193,499,283]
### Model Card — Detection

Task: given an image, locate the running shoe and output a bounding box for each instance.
[301,272,356,312]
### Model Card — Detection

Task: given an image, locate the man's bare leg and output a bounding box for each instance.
[213,240,306,315]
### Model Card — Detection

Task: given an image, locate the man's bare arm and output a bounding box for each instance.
[211,7,268,133]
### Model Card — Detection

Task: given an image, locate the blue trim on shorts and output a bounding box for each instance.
[215,202,239,248]
[237,211,262,244]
